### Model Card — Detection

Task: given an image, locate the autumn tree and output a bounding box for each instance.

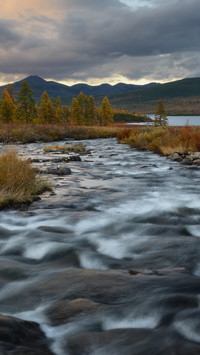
[154,99,168,126]
[16,81,37,123]
[70,98,81,125]
[88,95,98,125]
[40,91,56,123]
[51,96,62,110]
[62,105,70,123]
[77,91,88,125]
[100,96,114,126]
[6,84,15,104]
[0,89,16,123]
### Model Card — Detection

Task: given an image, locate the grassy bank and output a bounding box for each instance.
[0,123,124,143]
[0,151,51,209]
[118,126,200,155]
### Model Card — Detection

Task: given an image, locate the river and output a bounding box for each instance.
[1,138,200,354]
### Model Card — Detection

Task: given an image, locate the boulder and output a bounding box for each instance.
[56,166,72,175]
[45,166,72,175]
[0,314,53,354]
[190,152,200,160]
[46,298,101,326]
[66,327,200,355]
[168,153,182,162]
[180,158,193,165]
[68,155,81,162]
[193,159,200,166]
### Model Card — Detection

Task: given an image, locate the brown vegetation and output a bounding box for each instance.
[118,125,200,155]
[0,123,123,143]
[44,142,87,153]
[109,96,200,115]
[0,151,51,209]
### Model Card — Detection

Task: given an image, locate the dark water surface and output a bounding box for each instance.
[128,115,200,126]
[1,138,200,354]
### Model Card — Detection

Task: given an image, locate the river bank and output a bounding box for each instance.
[1,138,200,354]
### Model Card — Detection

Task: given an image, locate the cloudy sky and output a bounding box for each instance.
[0,0,200,86]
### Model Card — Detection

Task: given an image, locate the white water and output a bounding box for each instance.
[1,138,200,354]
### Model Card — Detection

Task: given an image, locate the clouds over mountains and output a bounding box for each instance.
[0,0,200,84]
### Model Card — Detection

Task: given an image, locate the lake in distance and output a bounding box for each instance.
[127,115,200,126]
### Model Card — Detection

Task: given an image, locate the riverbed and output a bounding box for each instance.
[1,138,200,354]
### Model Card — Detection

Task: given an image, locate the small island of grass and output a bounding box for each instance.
[0,151,51,209]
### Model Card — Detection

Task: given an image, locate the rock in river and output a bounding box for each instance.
[0,314,53,354]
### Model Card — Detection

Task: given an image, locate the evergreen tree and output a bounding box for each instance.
[40,91,55,123]
[0,89,16,123]
[100,96,114,126]
[16,81,37,123]
[154,99,168,126]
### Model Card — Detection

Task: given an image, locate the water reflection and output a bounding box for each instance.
[127,115,200,126]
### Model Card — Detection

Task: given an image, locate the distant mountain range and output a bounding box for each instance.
[107,77,200,114]
[1,75,200,114]
[0,75,159,102]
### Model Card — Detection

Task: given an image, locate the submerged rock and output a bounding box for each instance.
[45,166,72,175]
[46,298,101,326]
[66,327,200,355]
[0,314,53,354]
[180,158,193,165]
[68,155,81,161]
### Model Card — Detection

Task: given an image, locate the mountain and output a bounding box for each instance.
[107,77,200,114]
[0,75,159,103]
[1,75,200,114]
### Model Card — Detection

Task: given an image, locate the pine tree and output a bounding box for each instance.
[40,91,55,123]
[16,81,37,123]
[100,97,114,126]
[154,99,168,126]
[0,89,16,123]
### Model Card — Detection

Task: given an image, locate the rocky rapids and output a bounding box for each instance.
[1,138,200,354]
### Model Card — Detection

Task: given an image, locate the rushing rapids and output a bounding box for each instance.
[1,138,200,354]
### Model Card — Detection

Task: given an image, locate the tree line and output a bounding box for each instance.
[0,81,114,126]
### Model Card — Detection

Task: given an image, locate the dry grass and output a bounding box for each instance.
[159,145,186,155]
[44,142,87,153]
[119,126,200,155]
[0,123,123,143]
[0,151,51,209]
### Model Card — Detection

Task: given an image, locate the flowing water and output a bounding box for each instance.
[1,138,200,354]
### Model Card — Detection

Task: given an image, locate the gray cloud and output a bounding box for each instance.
[0,0,200,84]
[0,20,21,48]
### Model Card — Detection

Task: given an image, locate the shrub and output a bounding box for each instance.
[119,126,200,155]
[0,151,51,209]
